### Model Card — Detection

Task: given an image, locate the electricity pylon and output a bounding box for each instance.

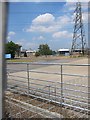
[71,2,87,55]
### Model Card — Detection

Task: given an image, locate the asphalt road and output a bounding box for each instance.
[7,58,83,73]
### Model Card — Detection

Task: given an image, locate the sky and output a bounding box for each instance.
[7,2,88,51]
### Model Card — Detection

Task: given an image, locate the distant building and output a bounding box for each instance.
[70,49,84,55]
[72,49,82,53]
[20,49,27,57]
[58,49,70,56]
[26,50,36,57]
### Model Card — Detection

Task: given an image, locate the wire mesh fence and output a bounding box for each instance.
[5,62,89,118]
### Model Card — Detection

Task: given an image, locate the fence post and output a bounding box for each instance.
[61,65,63,105]
[27,64,30,94]
[48,85,50,110]
[0,2,8,119]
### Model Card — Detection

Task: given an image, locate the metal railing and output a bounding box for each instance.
[5,62,89,118]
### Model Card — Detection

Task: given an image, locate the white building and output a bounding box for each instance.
[58,49,70,56]
[26,50,36,57]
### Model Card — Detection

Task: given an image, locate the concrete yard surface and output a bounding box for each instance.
[7,58,88,116]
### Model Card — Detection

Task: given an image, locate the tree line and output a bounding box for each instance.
[5,41,21,58]
[35,44,53,57]
[6,41,55,58]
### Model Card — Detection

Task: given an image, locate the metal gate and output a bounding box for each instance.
[5,62,89,118]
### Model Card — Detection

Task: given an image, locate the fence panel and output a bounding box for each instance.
[5,62,89,118]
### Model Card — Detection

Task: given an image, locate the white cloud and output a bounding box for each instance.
[27,25,60,33]
[52,31,73,39]
[26,42,38,49]
[38,36,45,40]
[26,13,58,33]
[63,2,75,12]
[32,13,55,25]
[64,2,88,14]
[25,13,72,33]
[8,31,16,36]
[82,12,88,23]
[7,31,16,40]
[58,15,71,25]
[82,3,88,11]
[16,39,38,49]
[32,36,45,40]
[7,36,10,40]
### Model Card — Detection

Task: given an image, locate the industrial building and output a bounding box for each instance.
[58,49,70,56]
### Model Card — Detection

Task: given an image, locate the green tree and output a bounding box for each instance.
[35,51,40,57]
[38,44,52,56]
[6,41,21,58]
[15,44,22,57]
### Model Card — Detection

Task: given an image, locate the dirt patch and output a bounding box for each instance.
[5,91,88,119]
[7,56,87,63]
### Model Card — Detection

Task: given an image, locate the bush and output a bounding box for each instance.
[24,52,27,57]
[35,52,40,57]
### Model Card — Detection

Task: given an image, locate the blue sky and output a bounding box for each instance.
[7,2,88,51]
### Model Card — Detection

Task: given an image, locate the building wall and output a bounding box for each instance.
[26,52,35,57]
[58,51,69,55]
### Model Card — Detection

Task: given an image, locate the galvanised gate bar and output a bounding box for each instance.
[5,62,89,118]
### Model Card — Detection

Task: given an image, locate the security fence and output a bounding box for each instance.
[5,62,89,118]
